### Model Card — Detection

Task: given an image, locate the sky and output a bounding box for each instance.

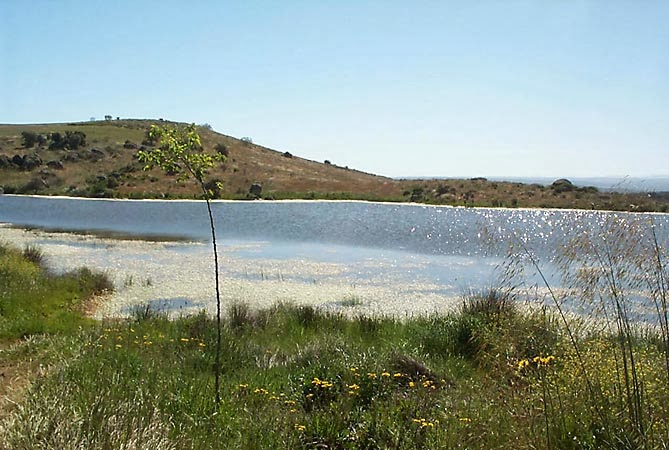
[1,1,667,179]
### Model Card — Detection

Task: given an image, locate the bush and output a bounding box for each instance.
[214,143,228,157]
[21,131,38,148]
[49,131,87,150]
[22,244,45,267]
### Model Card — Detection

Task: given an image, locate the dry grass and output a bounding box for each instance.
[1,120,668,211]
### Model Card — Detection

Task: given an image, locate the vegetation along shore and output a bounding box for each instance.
[1,119,668,212]
[2,228,669,448]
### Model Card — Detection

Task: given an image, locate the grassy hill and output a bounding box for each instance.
[1,119,667,212]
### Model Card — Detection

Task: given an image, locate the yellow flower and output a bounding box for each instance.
[114,344,122,349]
[367,372,377,379]
[409,381,415,388]
[180,338,190,342]
[393,373,403,378]
[459,417,472,423]
[381,372,391,377]
[198,342,206,347]
[294,424,306,432]
[347,383,360,390]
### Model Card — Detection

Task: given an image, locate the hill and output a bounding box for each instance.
[0,120,400,201]
[1,119,667,212]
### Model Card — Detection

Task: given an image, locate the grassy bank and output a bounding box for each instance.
[1,243,669,449]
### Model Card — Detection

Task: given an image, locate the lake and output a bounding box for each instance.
[1,195,668,320]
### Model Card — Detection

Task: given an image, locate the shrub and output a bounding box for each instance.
[48,131,87,150]
[22,244,45,267]
[214,143,229,157]
[21,131,38,148]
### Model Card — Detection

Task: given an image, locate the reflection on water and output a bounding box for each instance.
[1,196,668,320]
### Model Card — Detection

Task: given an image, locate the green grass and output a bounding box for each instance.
[0,242,110,339]
[1,243,669,449]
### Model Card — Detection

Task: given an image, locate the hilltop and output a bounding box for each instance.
[1,119,667,212]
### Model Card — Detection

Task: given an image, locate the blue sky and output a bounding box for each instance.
[1,1,667,179]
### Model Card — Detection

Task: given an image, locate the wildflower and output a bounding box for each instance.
[517,359,530,370]
[237,383,248,389]
[289,408,297,413]
[459,417,472,423]
[347,384,360,390]
[180,338,189,342]
[294,424,306,432]
[349,367,358,372]
[413,418,437,428]
[532,355,557,366]
[381,372,391,377]
[393,373,403,378]
[409,381,415,388]
[198,342,206,347]
[284,400,297,406]
[114,344,122,349]
[254,388,269,395]
[541,355,556,365]
[367,372,377,379]
[422,380,433,388]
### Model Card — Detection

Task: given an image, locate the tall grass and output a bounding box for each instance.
[503,215,669,449]
[2,224,669,448]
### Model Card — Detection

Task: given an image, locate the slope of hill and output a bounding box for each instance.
[1,119,667,212]
[0,120,401,200]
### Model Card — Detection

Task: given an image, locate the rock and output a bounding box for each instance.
[47,160,64,170]
[249,182,263,198]
[90,148,105,160]
[0,155,12,168]
[11,154,42,170]
[64,152,80,162]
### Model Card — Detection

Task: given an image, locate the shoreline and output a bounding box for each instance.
[3,193,668,216]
